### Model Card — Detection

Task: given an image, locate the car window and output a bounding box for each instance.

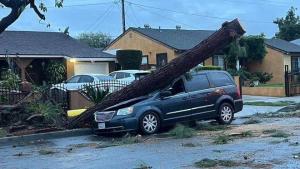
[169,79,185,95]
[208,72,234,87]
[115,72,125,79]
[185,74,210,92]
[67,76,81,83]
[124,73,131,78]
[109,72,116,78]
[79,75,94,83]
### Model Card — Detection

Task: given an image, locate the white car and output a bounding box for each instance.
[109,70,151,83]
[52,74,115,91]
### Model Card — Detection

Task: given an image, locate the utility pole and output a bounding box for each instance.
[121,0,126,33]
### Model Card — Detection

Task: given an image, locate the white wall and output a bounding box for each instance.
[74,62,109,75]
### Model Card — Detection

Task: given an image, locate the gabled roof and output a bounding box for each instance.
[0,31,115,58]
[109,27,216,51]
[265,38,300,53]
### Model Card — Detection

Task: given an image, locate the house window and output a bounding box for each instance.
[142,55,149,65]
[291,57,300,72]
[213,55,225,69]
[156,53,168,67]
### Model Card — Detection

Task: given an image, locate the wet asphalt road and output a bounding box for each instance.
[1,117,300,169]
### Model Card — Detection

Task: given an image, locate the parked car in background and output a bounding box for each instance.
[109,70,151,83]
[52,74,115,91]
[94,70,243,135]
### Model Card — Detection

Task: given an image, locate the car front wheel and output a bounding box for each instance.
[217,103,234,125]
[140,112,160,135]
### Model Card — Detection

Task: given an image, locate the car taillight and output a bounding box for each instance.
[237,87,241,98]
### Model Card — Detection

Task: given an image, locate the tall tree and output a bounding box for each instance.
[0,0,63,34]
[274,7,300,41]
[78,32,112,49]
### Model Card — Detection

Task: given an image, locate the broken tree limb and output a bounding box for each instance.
[68,19,246,128]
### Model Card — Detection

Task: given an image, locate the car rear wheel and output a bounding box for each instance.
[140,112,160,135]
[217,103,234,125]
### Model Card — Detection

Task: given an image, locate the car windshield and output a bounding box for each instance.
[134,72,150,80]
[66,76,81,83]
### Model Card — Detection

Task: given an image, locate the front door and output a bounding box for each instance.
[156,53,168,68]
[157,79,192,123]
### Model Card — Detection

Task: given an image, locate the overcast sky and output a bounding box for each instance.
[1,0,299,39]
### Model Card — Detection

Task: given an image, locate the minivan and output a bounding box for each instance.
[94,71,243,135]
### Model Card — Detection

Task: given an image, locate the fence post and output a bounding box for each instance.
[284,65,290,97]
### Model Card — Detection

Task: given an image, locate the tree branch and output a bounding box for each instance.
[0,8,22,33]
[29,0,45,20]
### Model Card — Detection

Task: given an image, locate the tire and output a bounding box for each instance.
[139,112,160,135]
[217,102,234,125]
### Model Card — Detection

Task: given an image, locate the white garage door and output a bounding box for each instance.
[74,62,109,75]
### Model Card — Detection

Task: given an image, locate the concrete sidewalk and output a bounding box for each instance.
[242,95,300,103]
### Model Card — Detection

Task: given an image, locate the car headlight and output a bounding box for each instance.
[116,107,134,116]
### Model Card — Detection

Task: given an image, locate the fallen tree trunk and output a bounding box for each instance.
[68,19,245,128]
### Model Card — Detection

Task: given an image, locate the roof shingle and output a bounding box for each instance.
[130,27,215,50]
[265,38,300,53]
[0,31,115,58]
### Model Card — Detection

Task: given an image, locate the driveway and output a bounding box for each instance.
[243,95,300,103]
[1,116,300,169]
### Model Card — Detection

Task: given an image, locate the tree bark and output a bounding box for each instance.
[68,19,246,128]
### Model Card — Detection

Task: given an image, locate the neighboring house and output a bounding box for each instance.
[105,27,224,69]
[247,38,300,84]
[0,31,116,84]
[291,39,300,46]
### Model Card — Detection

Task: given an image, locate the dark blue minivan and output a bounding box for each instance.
[94,71,243,135]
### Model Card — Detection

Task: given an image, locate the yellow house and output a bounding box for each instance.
[106,27,300,85]
[105,27,224,70]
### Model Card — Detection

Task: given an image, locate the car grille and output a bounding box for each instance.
[94,111,115,122]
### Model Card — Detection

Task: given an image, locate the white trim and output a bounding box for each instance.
[0,55,116,62]
[165,110,215,120]
[166,104,214,115]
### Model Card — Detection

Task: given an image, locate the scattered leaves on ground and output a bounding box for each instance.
[167,124,196,139]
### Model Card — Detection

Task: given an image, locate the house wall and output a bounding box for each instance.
[107,30,176,65]
[247,47,285,84]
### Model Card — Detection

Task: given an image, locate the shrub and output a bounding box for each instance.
[1,69,20,89]
[168,124,196,139]
[117,50,142,70]
[194,65,222,72]
[253,72,273,84]
[81,85,109,104]
[25,101,64,126]
[45,61,66,84]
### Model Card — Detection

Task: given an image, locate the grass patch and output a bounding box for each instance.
[256,111,300,118]
[271,131,291,138]
[262,129,278,134]
[289,142,299,146]
[194,159,239,168]
[244,101,294,107]
[38,149,57,155]
[240,130,253,137]
[269,139,289,144]
[182,143,197,147]
[243,118,261,124]
[196,123,229,131]
[0,128,7,138]
[213,135,233,144]
[256,83,284,87]
[168,124,196,139]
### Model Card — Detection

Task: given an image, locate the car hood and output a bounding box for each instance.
[104,95,151,111]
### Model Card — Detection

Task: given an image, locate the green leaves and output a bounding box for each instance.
[55,0,64,8]
[274,7,300,41]
[81,85,109,104]
[78,32,112,49]
[45,61,66,84]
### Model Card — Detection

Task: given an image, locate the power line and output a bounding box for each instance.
[47,1,116,9]
[125,0,275,24]
[133,4,198,29]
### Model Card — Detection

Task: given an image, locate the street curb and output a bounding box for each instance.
[0,128,93,147]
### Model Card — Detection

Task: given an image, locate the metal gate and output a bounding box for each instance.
[285,65,300,96]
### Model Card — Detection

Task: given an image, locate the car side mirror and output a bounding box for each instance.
[160,90,172,98]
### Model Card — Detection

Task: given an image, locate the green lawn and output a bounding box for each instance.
[244,101,295,107]
[256,83,284,88]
